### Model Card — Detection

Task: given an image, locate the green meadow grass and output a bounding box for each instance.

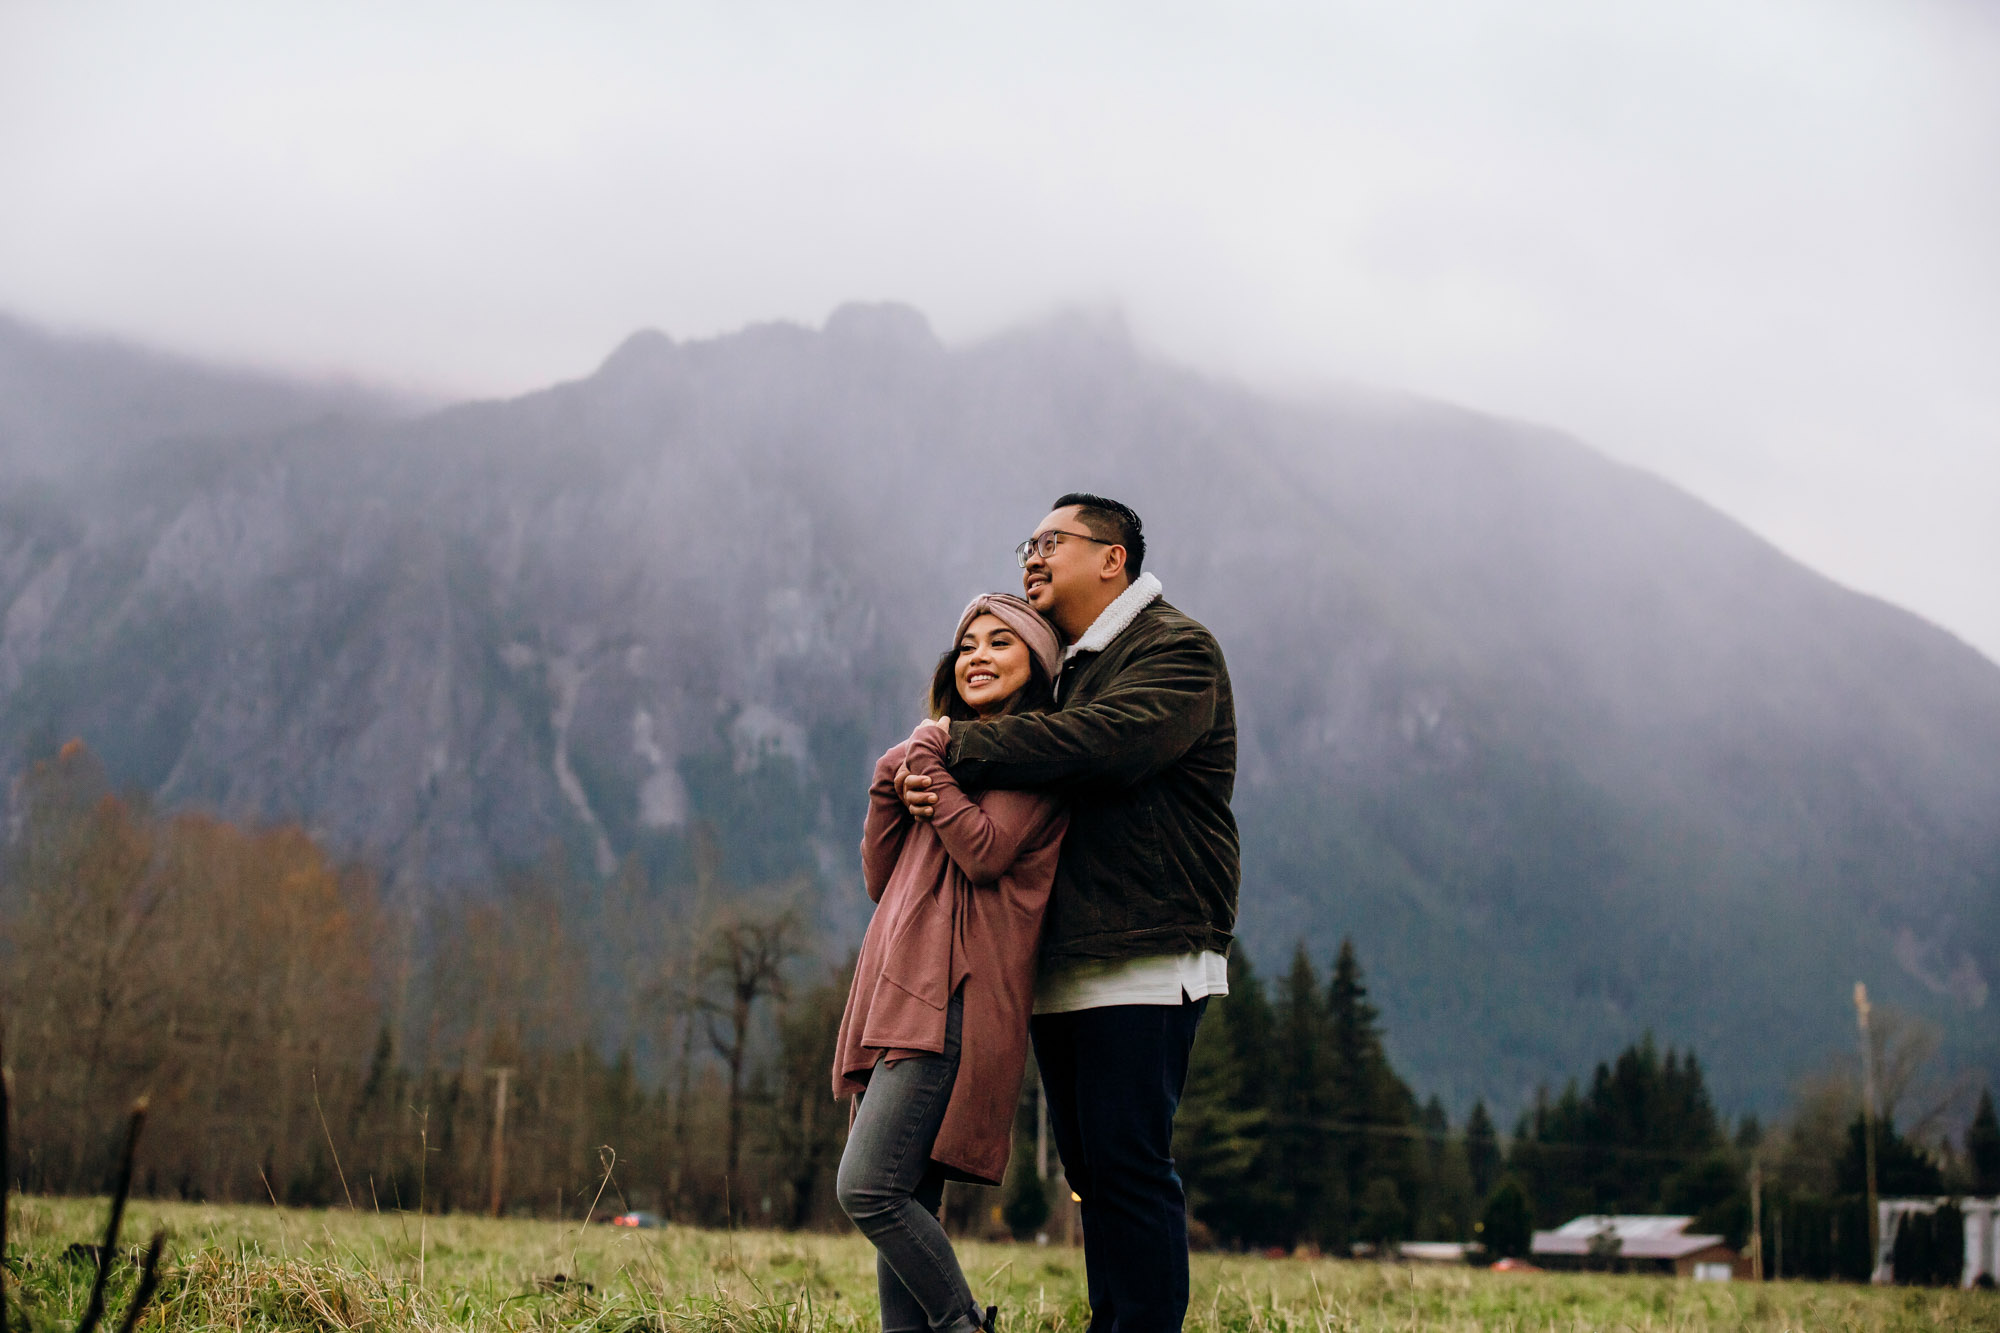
[4,1197,1994,1333]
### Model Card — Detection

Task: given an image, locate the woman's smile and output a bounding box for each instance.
[955,613,1033,716]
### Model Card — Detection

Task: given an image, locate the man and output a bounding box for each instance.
[902,493,1239,1333]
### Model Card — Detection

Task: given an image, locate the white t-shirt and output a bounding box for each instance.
[1033,949,1230,1015]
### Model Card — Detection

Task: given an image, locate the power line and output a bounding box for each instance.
[1263,1111,1744,1164]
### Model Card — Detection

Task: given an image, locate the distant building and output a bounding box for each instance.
[1877,1197,2000,1289]
[1347,1241,1476,1263]
[1398,1241,1477,1264]
[1531,1215,1750,1281]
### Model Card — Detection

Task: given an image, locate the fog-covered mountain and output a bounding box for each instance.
[0,313,406,479]
[3,304,1995,1114]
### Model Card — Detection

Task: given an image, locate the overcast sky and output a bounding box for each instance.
[4,0,1996,659]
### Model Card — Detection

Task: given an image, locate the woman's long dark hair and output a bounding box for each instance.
[927,640,1056,722]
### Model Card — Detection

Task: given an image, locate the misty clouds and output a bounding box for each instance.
[1,0,1997,658]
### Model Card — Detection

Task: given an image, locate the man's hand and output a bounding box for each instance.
[894,763,938,821]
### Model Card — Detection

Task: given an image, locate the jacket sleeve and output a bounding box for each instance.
[944,631,1220,793]
[905,726,1060,885]
[860,743,912,902]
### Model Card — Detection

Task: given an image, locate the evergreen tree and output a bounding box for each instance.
[1356,1176,1409,1248]
[1215,949,1287,1240]
[1481,1178,1533,1259]
[1464,1100,1502,1201]
[1526,1083,1595,1225]
[1507,1036,1725,1224]
[1173,948,1283,1246]
[1838,1115,1944,1197]
[1175,983,1269,1240]
[1174,939,1482,1251]
[1664,1149,1750,1248]
[1325,941,1379,1166]
[1412,1095,1447,1235]
[1182,943,1438,1251]
[1219,949,1279,1111]
[1273,943,1335,1246]
[1968,1089,2000,1196]
[1324,938,1418,1247]
[1413,1096,1474,1239]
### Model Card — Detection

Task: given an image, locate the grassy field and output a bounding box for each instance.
[4,1197,1995,1333]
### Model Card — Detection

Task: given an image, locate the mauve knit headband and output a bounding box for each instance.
[953,593,1064,681]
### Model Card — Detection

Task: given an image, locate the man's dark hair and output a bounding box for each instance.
[1053,492,1145,578]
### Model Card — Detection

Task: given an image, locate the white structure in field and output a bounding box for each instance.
[1967,1200,2000,1289]
[1875,1197,2000,1289]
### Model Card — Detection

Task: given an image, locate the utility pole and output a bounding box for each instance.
[486,1066,515,1218]
[1749,1155,1763,1282]
[1854,983,1880,1281]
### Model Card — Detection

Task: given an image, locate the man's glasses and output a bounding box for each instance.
[1015,529,1117,568]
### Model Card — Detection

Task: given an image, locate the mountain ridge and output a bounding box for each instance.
[2,303,1994,1115]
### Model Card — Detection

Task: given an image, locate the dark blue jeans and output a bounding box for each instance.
[836,991,983,1333]
[1031,998,1207,1333]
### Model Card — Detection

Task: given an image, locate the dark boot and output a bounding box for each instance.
[944,1305,993,1333]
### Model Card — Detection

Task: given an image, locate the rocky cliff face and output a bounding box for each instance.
[3,305,1995,1111]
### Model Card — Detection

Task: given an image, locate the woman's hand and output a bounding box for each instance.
[914,718,950,740]
[895,764,936,821]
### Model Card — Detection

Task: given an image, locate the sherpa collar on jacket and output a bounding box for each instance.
[1064,572,1163,661]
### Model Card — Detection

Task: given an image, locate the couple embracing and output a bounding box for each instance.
[831,493,1240,1333]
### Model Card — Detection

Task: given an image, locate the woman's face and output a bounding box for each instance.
[955,613,1034,717]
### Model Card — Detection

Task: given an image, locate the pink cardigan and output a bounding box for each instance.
[831,725,1066,1185]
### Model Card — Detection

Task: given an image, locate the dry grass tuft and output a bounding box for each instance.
[159,1251,420,1333]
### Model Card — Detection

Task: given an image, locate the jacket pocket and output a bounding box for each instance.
[1132,785,1169,879]
[878,967,948,1011]
[877,892,952,1009]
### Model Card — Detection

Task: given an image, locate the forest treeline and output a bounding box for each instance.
[1,741,847,1226]
[4,741,1996,1280]
[1172,943,1999,1280]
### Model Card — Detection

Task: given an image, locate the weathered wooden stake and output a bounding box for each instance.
[1750,1154,1763,1282]
[1855,982,1881,1280]
[487,1067,514,1217]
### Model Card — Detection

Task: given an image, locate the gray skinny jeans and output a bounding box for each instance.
[835,990,983,1333]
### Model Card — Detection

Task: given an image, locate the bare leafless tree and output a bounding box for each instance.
[694,890,809,1200]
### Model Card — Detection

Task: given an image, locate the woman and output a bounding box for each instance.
[832,592,1067,1333]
